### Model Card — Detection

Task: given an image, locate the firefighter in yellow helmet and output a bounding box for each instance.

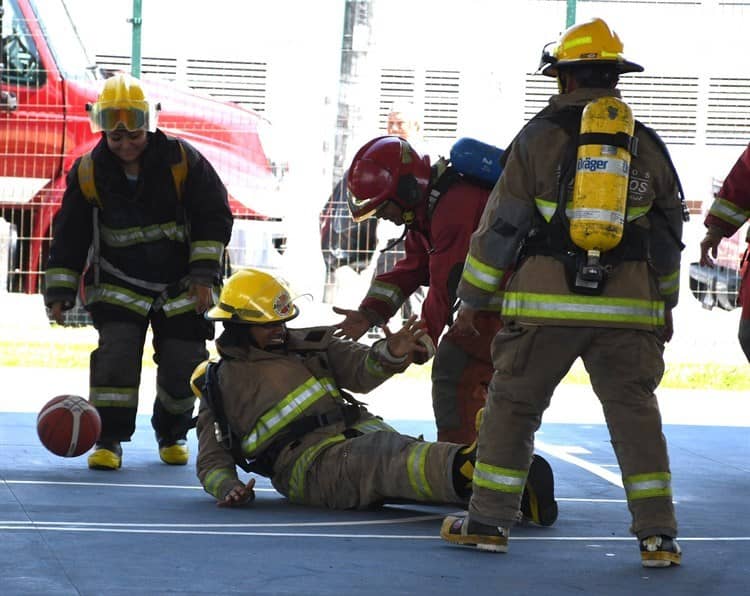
[440,18,686,568]
[44,73,232,470]
[191,269,557,516]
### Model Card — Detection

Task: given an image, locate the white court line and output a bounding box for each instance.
[0,524,748,542]
[535,439,623,488]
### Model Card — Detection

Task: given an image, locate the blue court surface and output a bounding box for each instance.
[1,407,748,596]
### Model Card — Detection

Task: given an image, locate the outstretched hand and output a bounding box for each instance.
[382,315,428,359]
[332,306,371,340]
[217,477,256,508]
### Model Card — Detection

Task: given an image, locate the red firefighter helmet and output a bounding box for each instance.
[346,136,432,222]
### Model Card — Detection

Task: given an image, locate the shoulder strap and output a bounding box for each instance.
[76,142,189,207]
[427,164,462,219]
[77,152,102,208]
[171,141,189,201]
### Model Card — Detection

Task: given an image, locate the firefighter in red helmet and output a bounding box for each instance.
[334,136,558,530]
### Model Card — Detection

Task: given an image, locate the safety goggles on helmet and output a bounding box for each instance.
[89,107,150,132]
[86,73,159,132]
[538,17,643,78]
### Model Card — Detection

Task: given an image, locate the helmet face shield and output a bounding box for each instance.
[89,106,152,132]
[346,158,396,222]
[87,74,159,132]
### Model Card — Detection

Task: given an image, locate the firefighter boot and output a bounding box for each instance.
[520,454,558,526]
[158,437,189,465]
[88,441,123,470]
[451,408,484,497]
[152,402,190,465]
[440,516,509,553]
[640,535,681,568]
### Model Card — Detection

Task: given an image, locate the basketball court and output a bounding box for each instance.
[1,370,748,596]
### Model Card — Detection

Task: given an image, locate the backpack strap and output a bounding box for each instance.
[76,141,189,206]
[171,141,189,200]
[77,152,102,208]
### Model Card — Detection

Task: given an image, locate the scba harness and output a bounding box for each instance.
[513,103,688,295]
[194,360,366,476]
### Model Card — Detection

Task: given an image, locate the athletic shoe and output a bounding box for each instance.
[440,515,509,553]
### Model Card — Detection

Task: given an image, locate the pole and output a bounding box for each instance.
[128,0,143,77]
[566,0,576,27]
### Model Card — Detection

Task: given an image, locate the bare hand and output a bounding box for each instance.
[50,302,66,325]
[332,306,371,340]
[699,232,722,267]
[382,315,428,359]
[217,477,256,508]
[189,283,213,314]
[450,305,479,337]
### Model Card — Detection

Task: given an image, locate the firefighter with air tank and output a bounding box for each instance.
[440,17,687,568]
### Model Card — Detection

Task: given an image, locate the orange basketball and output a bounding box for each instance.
[37,395,101,457]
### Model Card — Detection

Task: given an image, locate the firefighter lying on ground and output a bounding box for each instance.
[190,268,557,517]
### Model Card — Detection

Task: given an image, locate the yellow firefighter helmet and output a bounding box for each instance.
[206,269,300,325]
[87,73,159,132]
[539,17,643,78]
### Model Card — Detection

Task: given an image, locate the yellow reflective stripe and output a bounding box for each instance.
[100,222,186,247]
[205,467,236,499]
[563,35,593,51]
[90,386,138,408]
[156,383,195,414]
[626,205,650,222]
[534,197,557,222]
[162,292,197,317]
[190,240,225,263]
[46,268,79,290]
[624,472,672,500]
[241,376,332,455]
[288,434,346,502]
[462,254,504,292]
[473,461,526,494]
[658,270,680,297]
[352,418,396,433]
[709,197,750,228]
[407,442,434,500]
[364,352,391,379]
[503,291,664,326]
[365,280,404,310]
[85,283,153,316]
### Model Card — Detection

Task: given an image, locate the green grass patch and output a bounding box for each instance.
[3,332,748,391]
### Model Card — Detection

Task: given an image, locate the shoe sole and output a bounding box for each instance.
[521,454,558,526]
[641,554,681,568]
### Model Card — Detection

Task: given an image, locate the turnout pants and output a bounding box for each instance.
[89,309,210,443]
[432,311,502,443]
[469,324,678,539]
[283,430,464,509]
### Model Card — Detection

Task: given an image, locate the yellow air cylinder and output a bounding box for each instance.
[570,96,634,253]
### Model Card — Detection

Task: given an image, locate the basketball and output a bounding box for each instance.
[37,395,101,457]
